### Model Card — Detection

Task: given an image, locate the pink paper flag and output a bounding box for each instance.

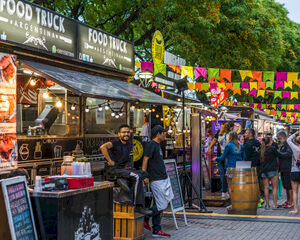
[249,103,254,107]
[141,61,153,72]
[282,112,286,117]
[241,82,249,89]
[277,104,281,109]
[195,67,207,79]
[282,91,290,99]
[257,104,261,109]
[295,104,299,110]
[276,72,287,82]
[210,83,218,90]
[249,89,257,96]
[275,81,284,89]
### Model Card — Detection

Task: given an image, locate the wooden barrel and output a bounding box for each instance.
[228,167,259,215]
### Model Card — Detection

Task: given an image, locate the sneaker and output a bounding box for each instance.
[225,192,230,198]
[279,201,288,208]
[222,192,226,197]
[152,230,171,238]
[259,198,264,204]
[284,203,293,209]
[226,204,232,210]
[144,220,151,231]
[257,203,262,208]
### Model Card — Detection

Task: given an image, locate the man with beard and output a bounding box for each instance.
[100,124,151,215]
[244,128,264,207]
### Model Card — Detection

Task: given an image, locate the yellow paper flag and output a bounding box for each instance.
[287,72,299,83]
[250,82,258,90]
[187,83,195,90]
[135,60,141,69]
[217,83,226,89]
[284,81,293,89]
[257,90,265,97]
[291,92,298,99]
[181,66,194,79]
[239,70,253,81]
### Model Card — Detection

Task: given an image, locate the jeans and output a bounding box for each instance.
[144,204,162,232]
[217,161,228,193]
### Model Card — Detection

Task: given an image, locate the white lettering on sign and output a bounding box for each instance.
[0,0,65,33]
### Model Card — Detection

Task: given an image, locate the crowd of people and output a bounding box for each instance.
[209,122,300,214]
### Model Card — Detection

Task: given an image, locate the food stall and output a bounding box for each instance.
[0,1,177,239]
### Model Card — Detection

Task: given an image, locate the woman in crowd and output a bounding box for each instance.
[260,136,279,210]
[209,122,234,197]
[215,131,246,203]
[287,131,300,214]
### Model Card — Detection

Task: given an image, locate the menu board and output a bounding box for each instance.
[0,0,77,58]
[1,176,37,240]
[78,24,134,74]
[164,159,184,210]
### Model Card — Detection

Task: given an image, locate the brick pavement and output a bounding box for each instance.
[144,216,300,240]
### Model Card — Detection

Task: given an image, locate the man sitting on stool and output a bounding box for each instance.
[100,124,151,215]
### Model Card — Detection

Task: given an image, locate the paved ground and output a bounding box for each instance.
[145,216,300,240]
[144,189,300,239]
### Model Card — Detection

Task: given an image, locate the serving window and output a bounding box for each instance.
[17,74,80,136]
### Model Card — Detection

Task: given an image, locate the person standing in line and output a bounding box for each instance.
[142,125,173,238]
[100,124,151,215]
[208,122,235,197]
[244,128,263,207]
[260,137,279,210]
[277,131,293,208]
[141,114,150,137]
[215,131,246,209]
[287,131,300,214]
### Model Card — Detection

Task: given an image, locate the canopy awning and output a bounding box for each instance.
[22,60,177,105]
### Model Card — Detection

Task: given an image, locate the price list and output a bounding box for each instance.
[6,182,35,240]
[165,162,183,210]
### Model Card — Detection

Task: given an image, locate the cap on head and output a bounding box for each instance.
[151,125,167,139]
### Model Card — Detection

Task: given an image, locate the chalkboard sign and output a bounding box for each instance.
[164,159,187,229]
[0,176,37,240]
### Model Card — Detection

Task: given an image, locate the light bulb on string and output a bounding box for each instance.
[98,106,103,111]
[143,109,147,113]
[119,112,123,116]
[131,105,135,109]
[105,105,109,110]
[43,91,49,99]
[55,100,63,108]
[115,114,119,119]
[111,112,115,117]
[85,106,89,113]
[71,104,76,111]
[30,79,36,86]
[137,108,141,111]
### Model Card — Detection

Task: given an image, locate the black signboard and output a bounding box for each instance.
[78,24,134,73]
[0,0,77,58]
[0,176,37,240]
[164,159,184,210]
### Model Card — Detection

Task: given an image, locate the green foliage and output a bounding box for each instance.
[31,0,299,72]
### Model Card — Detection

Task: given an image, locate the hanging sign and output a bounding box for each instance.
[77,24,134,73]
[0,0,77,58]
[152,30,165,64]
[210,86,228,108]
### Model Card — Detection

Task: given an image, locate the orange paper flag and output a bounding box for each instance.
[251,71,262,82]
[233,88,241,95]
[220,69,232,83]
[226,83,233,90]
[195,83,202,91]
[258,82,266,90]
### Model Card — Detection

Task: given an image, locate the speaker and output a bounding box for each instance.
[35,106,59,130]
[175,77,188,92]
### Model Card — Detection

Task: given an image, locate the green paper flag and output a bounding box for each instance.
[261,104,266,109]
[202,83,210,91]
[154,63,166,76]
[281,104,287,110]
[263,72,275,82]
[276,111,281,116]
[274,91,281,99]
[266,81,274,89]
[208,68,219,81]
[233,82,240,89]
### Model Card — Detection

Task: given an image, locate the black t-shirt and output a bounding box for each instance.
[261,145,278,173]
[144,140,168,181]
[108,139,132,167]
[244,138,261,167]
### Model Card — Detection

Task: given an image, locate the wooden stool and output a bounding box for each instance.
[113,202,145,240]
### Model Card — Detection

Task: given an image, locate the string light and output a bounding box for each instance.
[105,105,109,110]
[115,114,119,119]
[111,112,115,117]
[98,106,103,111]
[30,79,36,86]
[55,100,63,108]
[119,112,123,116]
[85,106,89,112]
[43,91,49,99]
[137,108,141,111]
[131,105,135,109]
[71,104,76,111]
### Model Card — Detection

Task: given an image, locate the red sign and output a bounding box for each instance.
[210,86,228,108]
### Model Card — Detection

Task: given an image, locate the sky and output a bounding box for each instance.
[276,0,300,23]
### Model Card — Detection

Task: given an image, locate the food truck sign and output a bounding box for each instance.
[0,0,77,58]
